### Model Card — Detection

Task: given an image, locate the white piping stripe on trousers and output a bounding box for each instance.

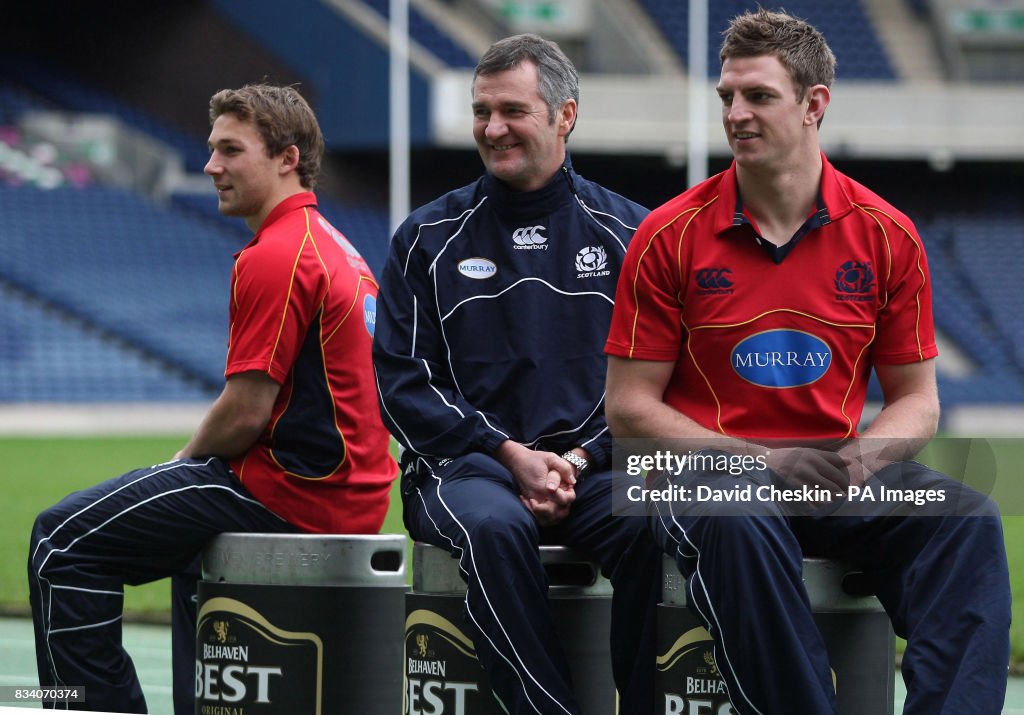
[34,464,275,691]
[51,584,122,596]
[654,499,757,713]
[417,470,573,715]
[48,614,122,636]
[414,477,547,714]
[652,497,763,715]
[32,460,215,687]
[38,481,274,688]
[30,459,212,566]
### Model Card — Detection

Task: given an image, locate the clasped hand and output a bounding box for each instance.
[763,446,881,512]
[497,442,576,525]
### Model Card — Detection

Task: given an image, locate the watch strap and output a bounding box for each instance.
[561,450,589,477]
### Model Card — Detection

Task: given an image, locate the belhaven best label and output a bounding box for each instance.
[196,596,321,715]
[404,600,497,715]
[656,623,737,715]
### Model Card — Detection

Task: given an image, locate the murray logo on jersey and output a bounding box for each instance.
[732,330,832,388]
[575,245,609,279]
[457,257,497,280]
[512,225,548,250]
[363,294,376,337]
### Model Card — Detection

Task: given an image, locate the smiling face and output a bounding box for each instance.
[205,113,297,231]
[472,61,576,192]
[717,54,828,173]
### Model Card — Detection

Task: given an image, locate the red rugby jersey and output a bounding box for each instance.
[606,155,937,440]
[226,192,396,533]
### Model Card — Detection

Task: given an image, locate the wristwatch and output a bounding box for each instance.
[561,450,589,478]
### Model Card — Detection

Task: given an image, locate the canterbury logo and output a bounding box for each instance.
[512,225,547,248]
[695,268,734,290]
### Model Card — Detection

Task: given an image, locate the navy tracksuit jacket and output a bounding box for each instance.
[373,159,660,714]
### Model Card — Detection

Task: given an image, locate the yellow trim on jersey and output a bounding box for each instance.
[852,203,930,360]
[628,196,720,358]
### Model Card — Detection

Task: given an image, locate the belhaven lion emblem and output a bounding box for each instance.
[704,649,720,677]
[213,620,229,644]
[417,633,429,658]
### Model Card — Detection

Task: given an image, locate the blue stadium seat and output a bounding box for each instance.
[926,230,1014,372]
[0,79,54,126]
[917,217,1024,405]
[0,182,391,402]
[361,0,477,68]
[946,215,1024,371]
[170,190,390,279]
[0,283,212,402]
[640,0,897,80]
[0,184,234,390]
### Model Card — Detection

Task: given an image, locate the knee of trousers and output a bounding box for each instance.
[925,478,1007,536]
[945,492,1007,549]
[660,509,793,568]
[29,505,67,574]
[460,510,540,560]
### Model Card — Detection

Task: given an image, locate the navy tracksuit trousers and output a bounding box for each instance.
[651,457,1011,715]
[27,457,296,713]
[402,452,661,715]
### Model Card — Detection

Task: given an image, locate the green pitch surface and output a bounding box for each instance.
[2,436,1022,665]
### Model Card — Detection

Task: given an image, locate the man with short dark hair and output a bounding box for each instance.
[605,9,1010,714]
[28,83,396,713]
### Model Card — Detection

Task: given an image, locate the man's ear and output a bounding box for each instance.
[279,145,300,176]
[804,84,830,127]
[558,99,578,138]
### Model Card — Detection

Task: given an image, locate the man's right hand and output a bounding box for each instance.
[495,441,576,525]
[764,446,852,497]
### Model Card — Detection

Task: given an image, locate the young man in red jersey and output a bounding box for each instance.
[28,84,396,714]
[605,9,1010,714]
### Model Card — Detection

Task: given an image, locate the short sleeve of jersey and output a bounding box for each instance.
[871,222,938,365]
[606,216,685,362]
[226,238,324,383]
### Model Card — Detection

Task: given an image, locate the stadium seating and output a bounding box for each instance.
[169,191,390,279]
[0,5,1020,415]
[945,215,1024,373]
[361,0,477,68]
[0,283,211,402]
[0,78,53,126]
[1,54,391,403]
[640,0,897,80]
[1,53,211,173]
[0,184,234,392]
[0,179,391,403]
[926,229,1014,371]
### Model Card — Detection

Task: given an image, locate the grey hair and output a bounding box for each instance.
[473,33,579,134]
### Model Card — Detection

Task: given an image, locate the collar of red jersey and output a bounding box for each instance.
[712,153,854,238]
[256,191,318,234]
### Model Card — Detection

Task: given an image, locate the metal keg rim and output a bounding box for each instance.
[202,532,408,586]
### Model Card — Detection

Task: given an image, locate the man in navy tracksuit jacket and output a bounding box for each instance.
[374,34,659,714]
